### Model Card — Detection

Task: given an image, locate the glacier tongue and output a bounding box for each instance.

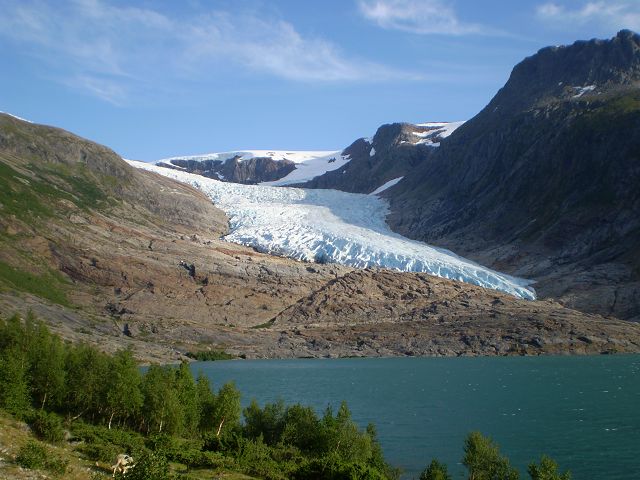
[128,160,536,300]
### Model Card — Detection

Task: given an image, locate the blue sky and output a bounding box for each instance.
[1,0,639,160]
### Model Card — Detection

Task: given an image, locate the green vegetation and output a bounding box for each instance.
[0,159,56,221]
[185,350,236,361]
[421,432,570,480]
[0,153,116,225]
[0,313,398,479]
[16,439,69,474]
[0,312,573,480]
[0,259,70,306]
[419,459,451,480]
[251,319,275,329]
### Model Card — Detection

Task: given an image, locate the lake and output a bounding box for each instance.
[191,355,640,479]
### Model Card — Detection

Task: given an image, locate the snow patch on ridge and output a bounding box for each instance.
[572,85,596,98]
[128,160,536,300]
[0,111,33,123]
[369,177,404,195]
[413,121,465,146]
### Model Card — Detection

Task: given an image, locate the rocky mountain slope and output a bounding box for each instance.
[2,112,639,361]
[385,30,640,321]
[293,122,463,193]
[154,31,640,323]
[153,122,462,193]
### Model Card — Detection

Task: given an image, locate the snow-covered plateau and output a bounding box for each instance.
[129,160,536,300]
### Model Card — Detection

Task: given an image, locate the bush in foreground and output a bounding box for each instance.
[16,440,68,475]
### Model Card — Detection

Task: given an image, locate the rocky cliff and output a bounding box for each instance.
[161,155,296,184]
[296,122,461,193]
[385,30,640,321]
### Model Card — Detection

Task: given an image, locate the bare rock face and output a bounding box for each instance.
[296,123,442,194]
[1,106,640,362]
[384,31,640,321]
[163,156,296,184]
[267,269,640,358]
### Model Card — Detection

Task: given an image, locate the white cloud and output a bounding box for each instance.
[0,0,417,104]
[536,1,640,31]
[357,0,489,35]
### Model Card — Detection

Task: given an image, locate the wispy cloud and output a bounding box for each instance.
[356,0,492,35]
[0,0,417,104]
[536,1,640,31]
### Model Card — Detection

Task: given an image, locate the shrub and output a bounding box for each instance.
[16,440,68,474]
[185,350,235,361]
[116,451,171,480]
[528,455,571,480]
[44,454,70,475]
[16,440,47,469]
[71,422,146,457]
[78,441,121,463]
[420,459,451,480]
[30,409,65,443]
[295,456,387,480]
[463,432,519,480]
[234,437,288,480]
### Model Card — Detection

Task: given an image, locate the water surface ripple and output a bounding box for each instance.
[192,356,640,479]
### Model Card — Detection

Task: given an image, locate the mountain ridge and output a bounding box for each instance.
[384,30,640,321]
[3,112,639,361]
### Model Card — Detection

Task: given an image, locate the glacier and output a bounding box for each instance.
[128,160,536,300]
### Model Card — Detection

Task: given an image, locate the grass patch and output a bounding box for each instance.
[29,162,112,211]
[16,440,69,475]
[0,156,118,225]
[185,350,236,361]
[251,318,275,329]
[0,160,57,221]
[251,318,276,329]
[0,260,70,306]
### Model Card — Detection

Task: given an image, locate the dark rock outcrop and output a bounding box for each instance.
[385,30,640,321]
[297,122,449,193]
[165,155,296,184]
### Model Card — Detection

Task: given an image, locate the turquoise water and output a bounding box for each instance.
[191,356,640,479]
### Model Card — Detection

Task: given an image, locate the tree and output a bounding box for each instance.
[420,459,452,480]
[321,401,373,464]
[0,347,32,417]
[65,344,109,420]
[281,403,321,453]
[174,361,200,436]
[28,322,66,410]
[463,432,519,480]
[141,365,184,435]
[212,382,241,437]
[105,349,142,429]
[195,372,217,434]
[243,399,286,445]
[528,456,571,480]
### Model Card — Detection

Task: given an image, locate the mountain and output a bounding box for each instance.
[293,121,464,193]
[131,159,536,300]
[143,31,640,322]
[156,149,349,185]
[379,30,640,321]
[152,121,463,191]
[3,112,639,359]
